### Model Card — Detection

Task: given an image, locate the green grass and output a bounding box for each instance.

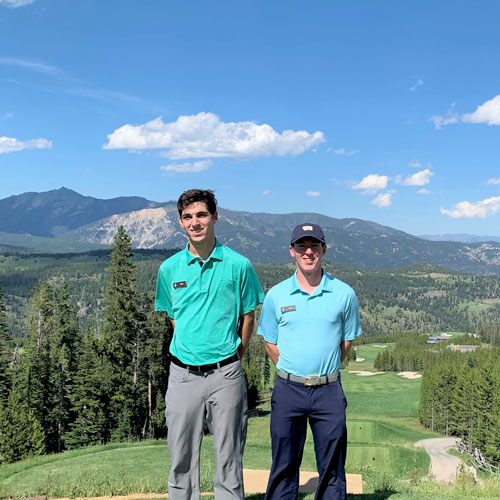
[2,343,500,499]
[343,371,422,419]
[352,344,395,370]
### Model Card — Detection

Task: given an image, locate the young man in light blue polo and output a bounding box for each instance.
[258,223,361,500]
[155,189,264,500]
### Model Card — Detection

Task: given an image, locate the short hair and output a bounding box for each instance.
[177,189,217,216]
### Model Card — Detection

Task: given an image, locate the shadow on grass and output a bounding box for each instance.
[244,491,398,500]
[348,493,398,499]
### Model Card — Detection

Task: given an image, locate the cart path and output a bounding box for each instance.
[414,437,462,483]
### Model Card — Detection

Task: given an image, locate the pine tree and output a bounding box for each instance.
[101,226,142,440]
[24,282,57,450]
[48,282,81,452]
[0,282,12,406]
[0,390,45,464]
[66,325,107,448]
[141,292,172,439]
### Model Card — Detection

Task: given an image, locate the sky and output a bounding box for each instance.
[1,0,500,237]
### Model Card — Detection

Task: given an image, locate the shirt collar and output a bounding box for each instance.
[184,239,224,265]
[289,271,334,295]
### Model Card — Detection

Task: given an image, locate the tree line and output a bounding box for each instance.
[373,333,483,372]
[0,228,173,463]
[419,347,500,470]
[4,252,500,341]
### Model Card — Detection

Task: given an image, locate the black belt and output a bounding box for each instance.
[278,369,339,386]
[171,353,239,372]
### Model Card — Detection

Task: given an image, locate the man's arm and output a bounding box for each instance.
[265,341,280,366]
[340,340,353,363]
[237,310,255,358]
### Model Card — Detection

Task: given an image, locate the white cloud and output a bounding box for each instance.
[408,161,421,168]
[334,148,358,156]
[462,95,500,126]
[352,174,389,193]
[306,191,320,197]
[262,190,271,195]
[161,159,213,174]
[441,196,500,218]
[487,177,500,185]
[431,95,500,129]
[0,57,59,75]
[0,136,52,154]
[409,78,424,91]
[396,168,434,186]
[371,192,393,207]
[103,112,325,160]
[418,189,431,195]
[66,87,141,104]
[430,103,460,129]
[0,0,34,7]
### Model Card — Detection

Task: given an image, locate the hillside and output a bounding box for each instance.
[63,206,500,273]
[2,189,500,273]
[2,248,500,340]
[0,187,165,237]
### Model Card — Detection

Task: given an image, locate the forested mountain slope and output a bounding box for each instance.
[1,248,500,339]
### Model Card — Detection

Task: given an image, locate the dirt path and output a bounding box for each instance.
[414,437,462,483]
[35,470,362,500]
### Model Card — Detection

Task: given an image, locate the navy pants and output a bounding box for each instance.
[265,376,347,500]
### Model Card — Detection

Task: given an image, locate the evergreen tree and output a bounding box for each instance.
[24,282,57,450]
[141,292,172,439]
[48,282,81,452]
[0,282,12,406]
[66,325,107,448]
[0,390,45,464]
[101,226,142,440]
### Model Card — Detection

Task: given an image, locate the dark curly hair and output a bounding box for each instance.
[177,189,217,216]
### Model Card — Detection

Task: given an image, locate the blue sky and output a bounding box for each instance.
[1,0,500,236]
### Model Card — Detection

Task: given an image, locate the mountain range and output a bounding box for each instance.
[2,187,500,274]
[419,233,500,244]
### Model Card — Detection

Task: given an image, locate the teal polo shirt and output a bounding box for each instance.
[257,271,361,377]
[155,240,264,365]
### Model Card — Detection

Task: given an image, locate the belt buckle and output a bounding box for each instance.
[304,376,322,387]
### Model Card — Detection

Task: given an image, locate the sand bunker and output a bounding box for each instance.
[348,370,385,376]
[355,357,365,362]
[397,371,422,379]
[373,344,388,348]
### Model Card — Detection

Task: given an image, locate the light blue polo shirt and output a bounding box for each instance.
[258,271,361,377]
[155,241,264,365]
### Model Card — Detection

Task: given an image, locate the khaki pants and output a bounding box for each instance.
[165,360,248,500]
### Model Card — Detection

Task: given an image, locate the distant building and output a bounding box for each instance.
[426,334,452,344]
[446,345,480,353]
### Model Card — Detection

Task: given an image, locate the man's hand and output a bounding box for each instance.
[340,340,352,363]
[265,341,280,366]
[237,311,255,358]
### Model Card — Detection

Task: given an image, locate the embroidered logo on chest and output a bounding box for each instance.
[173,281,187,289]
[281,305,296,313]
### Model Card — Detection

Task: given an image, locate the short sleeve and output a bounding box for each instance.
[257,292,278,344]
[342,291,362,341]
[240,260,265,315]
[155,262,173,316]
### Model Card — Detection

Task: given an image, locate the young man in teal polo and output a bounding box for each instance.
[155,189,264,500]
[258,223,362,500]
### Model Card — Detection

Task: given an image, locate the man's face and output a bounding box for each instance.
[178,201,218,245]
[289,237,326,275]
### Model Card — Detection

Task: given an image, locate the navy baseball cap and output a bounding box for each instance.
[290,223,325,245]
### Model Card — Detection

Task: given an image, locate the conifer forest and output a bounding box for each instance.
[1,227,500,469]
